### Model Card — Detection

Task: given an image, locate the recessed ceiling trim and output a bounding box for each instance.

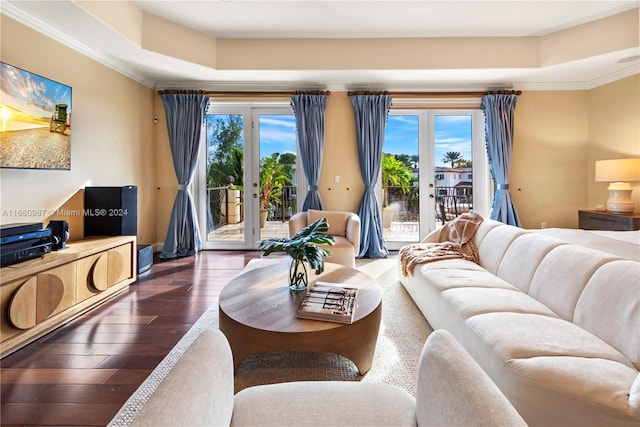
[515,65,639,91]
[618,55,640,63]
[2,1,155,88]
[4,1,638,92]
[585,65,640,90]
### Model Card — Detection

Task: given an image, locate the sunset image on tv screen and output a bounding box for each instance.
[0,62,72,170]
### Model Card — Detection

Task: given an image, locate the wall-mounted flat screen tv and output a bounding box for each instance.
[1,62,72,170]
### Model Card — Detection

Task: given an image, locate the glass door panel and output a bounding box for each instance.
[433,114,474,228]
[256,113,298,241]
[382,114,420,249]
[201,112,253,249]
[199,107,296,249]
[382,110,484,250]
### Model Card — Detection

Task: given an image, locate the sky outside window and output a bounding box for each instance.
[238,113,473,168]
[433,115,472,167]
[382,115,472,167]
[259,115,297,158]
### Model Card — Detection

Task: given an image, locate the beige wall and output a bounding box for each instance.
[320,93,362,212]
[587,75,640,212]
[153,95,175,246]
[0,16,157,245]
[456,79,639,229]
[512,91,590,229]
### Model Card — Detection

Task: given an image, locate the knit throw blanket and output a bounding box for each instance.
[400,212,484,277]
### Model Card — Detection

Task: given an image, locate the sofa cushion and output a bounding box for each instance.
[574,260,640,368]
[528,244,618,321]
[414,257,486,273]
[468,217,503,245]
[466,313,634,368]
[496,233,567,293]
[129,329,234,427]
[405,263,520,338]
[322,236,356,267]
[416,330,527,427]
[535,228,640,261]
[308,209,348,237]
[475,222,527,274]
[506,356,640,424]
[231,381,416,427]
[418,267,519,293]
[442,287,559,319]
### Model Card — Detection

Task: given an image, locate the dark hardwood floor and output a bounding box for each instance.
[1,250,261,427]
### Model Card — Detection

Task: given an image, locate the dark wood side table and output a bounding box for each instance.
[578,210,640,231]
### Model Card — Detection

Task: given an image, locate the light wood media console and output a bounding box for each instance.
[0,235,137,357]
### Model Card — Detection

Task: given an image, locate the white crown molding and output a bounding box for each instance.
[4,1,637,93]
[585,65,640,90]
[516,66,639,91]
[514,81,593,91]
[2,2,155,88]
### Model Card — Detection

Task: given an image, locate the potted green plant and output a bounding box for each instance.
[259,217,335,291]
[381,153,413,228]
[259,154,288,228]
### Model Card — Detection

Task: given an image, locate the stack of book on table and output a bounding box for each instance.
[296,282,359,324]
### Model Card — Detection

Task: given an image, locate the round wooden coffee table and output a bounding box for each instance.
[219,259,382,374]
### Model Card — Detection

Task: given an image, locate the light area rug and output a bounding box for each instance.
[109,256,432,426]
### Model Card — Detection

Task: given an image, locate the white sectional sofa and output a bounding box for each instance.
[399,218,640,426]
[115,329,526,427]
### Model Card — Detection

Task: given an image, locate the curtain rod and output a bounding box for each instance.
[348,90,522,97]
[157,89,521,97]
[157,89,207,95]
[157,90,331,96]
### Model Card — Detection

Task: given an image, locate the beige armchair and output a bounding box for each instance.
[288,209,360,268]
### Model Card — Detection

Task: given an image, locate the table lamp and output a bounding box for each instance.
[595,158,640,214]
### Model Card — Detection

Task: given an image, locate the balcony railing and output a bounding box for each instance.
[434,185,473,224]
[207,185,235,232]
[270,186,298,221]
[207,185,298,231]
[207,184,472,233]
[386,185,472,224]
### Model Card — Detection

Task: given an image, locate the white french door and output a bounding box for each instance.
[196,104,297,250]
[382,109,490,250]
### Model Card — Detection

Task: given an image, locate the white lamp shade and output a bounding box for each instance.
[595,159,640,183]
